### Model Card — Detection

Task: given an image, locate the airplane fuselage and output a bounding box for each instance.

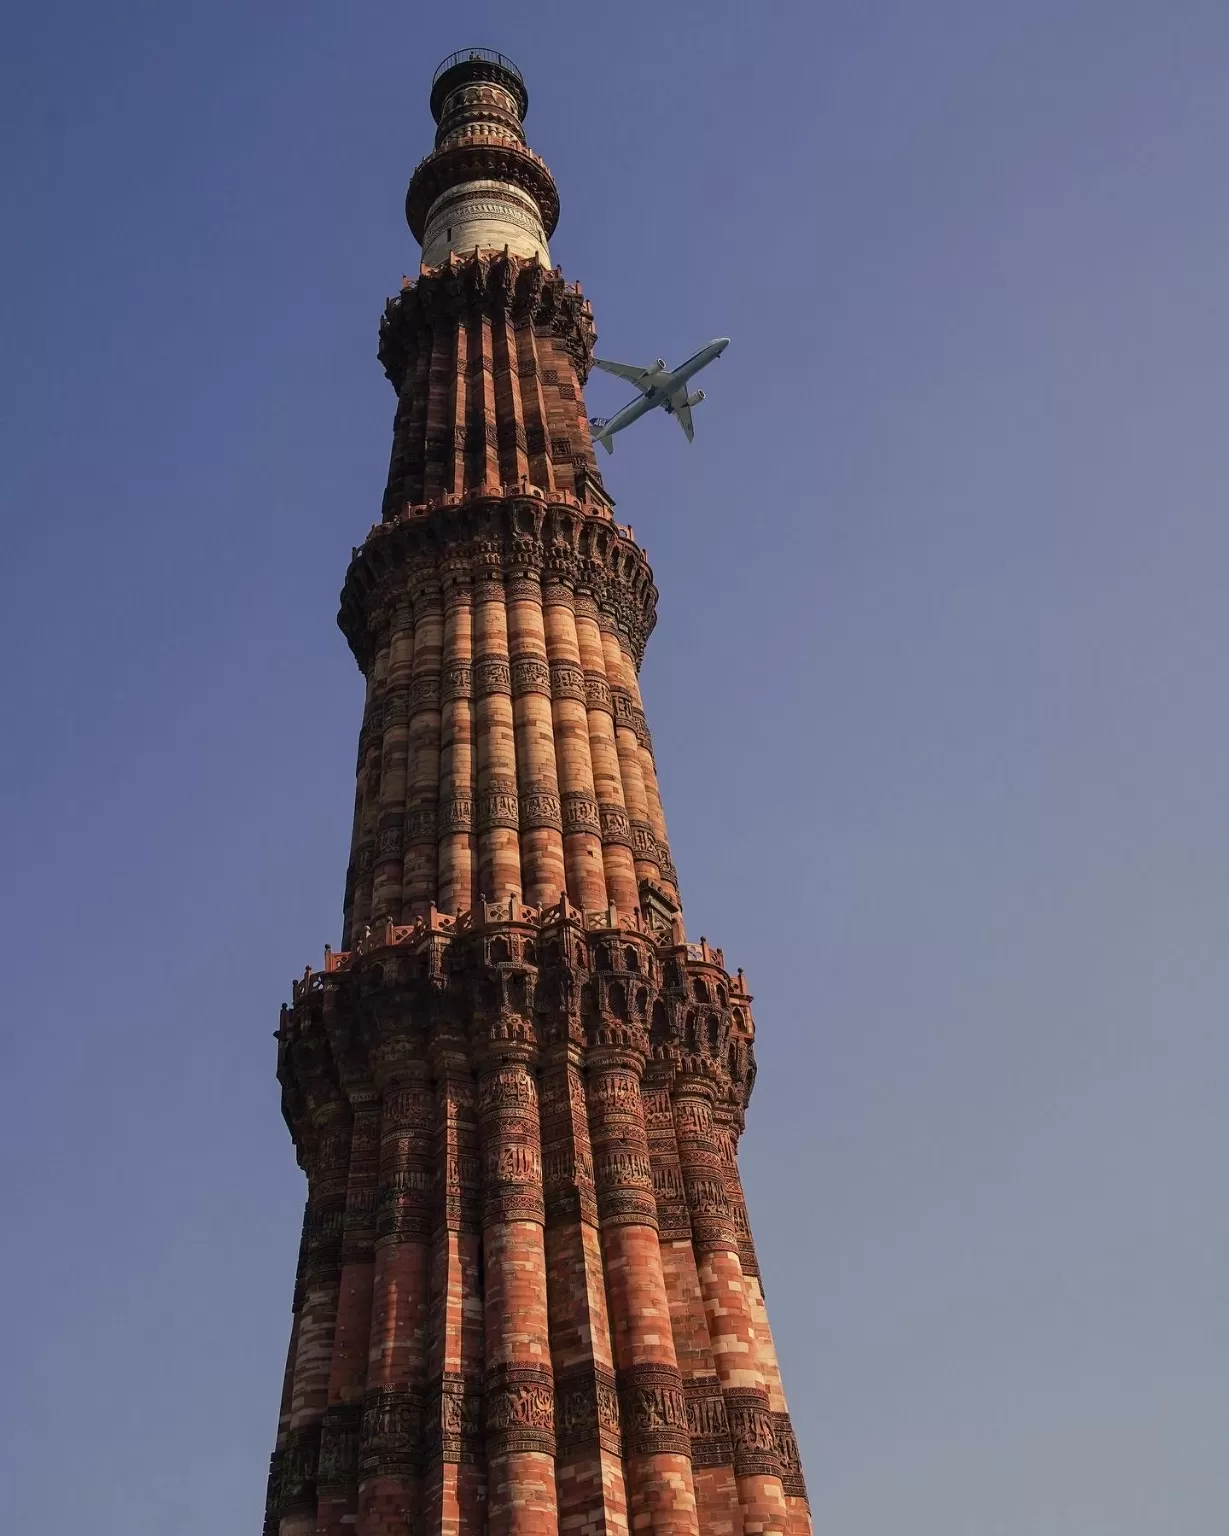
[592,338,729,447]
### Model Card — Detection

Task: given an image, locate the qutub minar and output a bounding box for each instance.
[264,49,811,1536]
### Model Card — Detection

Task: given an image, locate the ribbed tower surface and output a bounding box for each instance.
[263,48,812,1536]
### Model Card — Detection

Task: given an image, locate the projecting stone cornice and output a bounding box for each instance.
[276,896,758,1162]
[379,251,595,389]
[337,488,659,673]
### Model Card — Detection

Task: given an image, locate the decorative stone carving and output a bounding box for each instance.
[510,655,552,697]
[618,1362,690,1459]
[279,1422,322,1513]
[473,657,512,697]
[684,1377,734,1469]
[725,1387,780,1480]
[554,1363,621,1456]
[560,791,601,836]
[359,1385,425,1477]
[316,1403,363,1491]
[773,1410,808,1500]
[485,1362,555,1457]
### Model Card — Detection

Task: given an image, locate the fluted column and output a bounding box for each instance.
[423,1044,485,1536]
[600,622,661,890]
[474,312,502,490]
[263,1207,308,1536]
[543,585,608,911]
[612,637,681,907]
[642,1070,743,1536]
[473,576,522,901]
[573,594,639,912]
[349,632,391,943]
[424,322,455,503]
[492,305,531,486]
[715,1111,811,1536]
[673,1078,785,1536]
[384,322,429,516]
[280,1102,350,1536]
[586,1045,700,1536]
[372,603,415,921]
[512,315,556,491]
[508,570,567,906]
[477,1042,558,1536]
[359,1068,436,1535]
[438,576,477,914]
[344,667,381,948]
[317,1097,380,1532]
[447,307,468,493]
[540,1034,630,1536]
[403,584,444,914]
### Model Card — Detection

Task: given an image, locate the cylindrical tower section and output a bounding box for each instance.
[409,52,559,269]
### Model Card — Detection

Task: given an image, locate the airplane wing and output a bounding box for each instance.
[593,357,664,393]
[669,391,695,442]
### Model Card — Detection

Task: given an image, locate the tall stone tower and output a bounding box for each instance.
[264,49,811,1536]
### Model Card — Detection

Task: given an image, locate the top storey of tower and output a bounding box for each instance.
[408,49,559,269]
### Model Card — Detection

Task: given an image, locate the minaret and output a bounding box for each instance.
[264,49,812,1536]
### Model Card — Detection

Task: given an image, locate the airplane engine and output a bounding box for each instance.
[655,358,666,370]
[684,389,706,407]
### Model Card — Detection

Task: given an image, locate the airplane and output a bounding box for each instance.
[588,337,729,453]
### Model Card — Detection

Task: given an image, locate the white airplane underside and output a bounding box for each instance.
[588,338,729,453]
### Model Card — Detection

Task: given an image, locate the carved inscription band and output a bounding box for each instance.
[316,1402,363,1491]
[554,1363,621,1456]
[423,1371,483,1465]
[773,1410,808,1500]
[479,1060,545,1225]
[377,1082,435,1244]
[360,1385,425,1477]
[685,1376,734,1469]
[724,1387,781,1480]
[485,1361,555,1458]
[618,1361,691,1459]
[279,1422,322,1514]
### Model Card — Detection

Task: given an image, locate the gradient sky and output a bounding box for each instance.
[3,3,1228,1532]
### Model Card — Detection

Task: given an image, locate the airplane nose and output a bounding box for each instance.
[716,337,730,353]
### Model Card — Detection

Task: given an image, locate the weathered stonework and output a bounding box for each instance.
[263,47,811,1536]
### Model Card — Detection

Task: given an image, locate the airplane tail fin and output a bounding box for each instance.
[589,416,614,455]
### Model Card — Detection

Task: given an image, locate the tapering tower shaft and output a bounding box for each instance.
[262,50,811,1536]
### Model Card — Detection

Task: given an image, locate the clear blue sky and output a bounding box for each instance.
[2,3,1227,1532]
